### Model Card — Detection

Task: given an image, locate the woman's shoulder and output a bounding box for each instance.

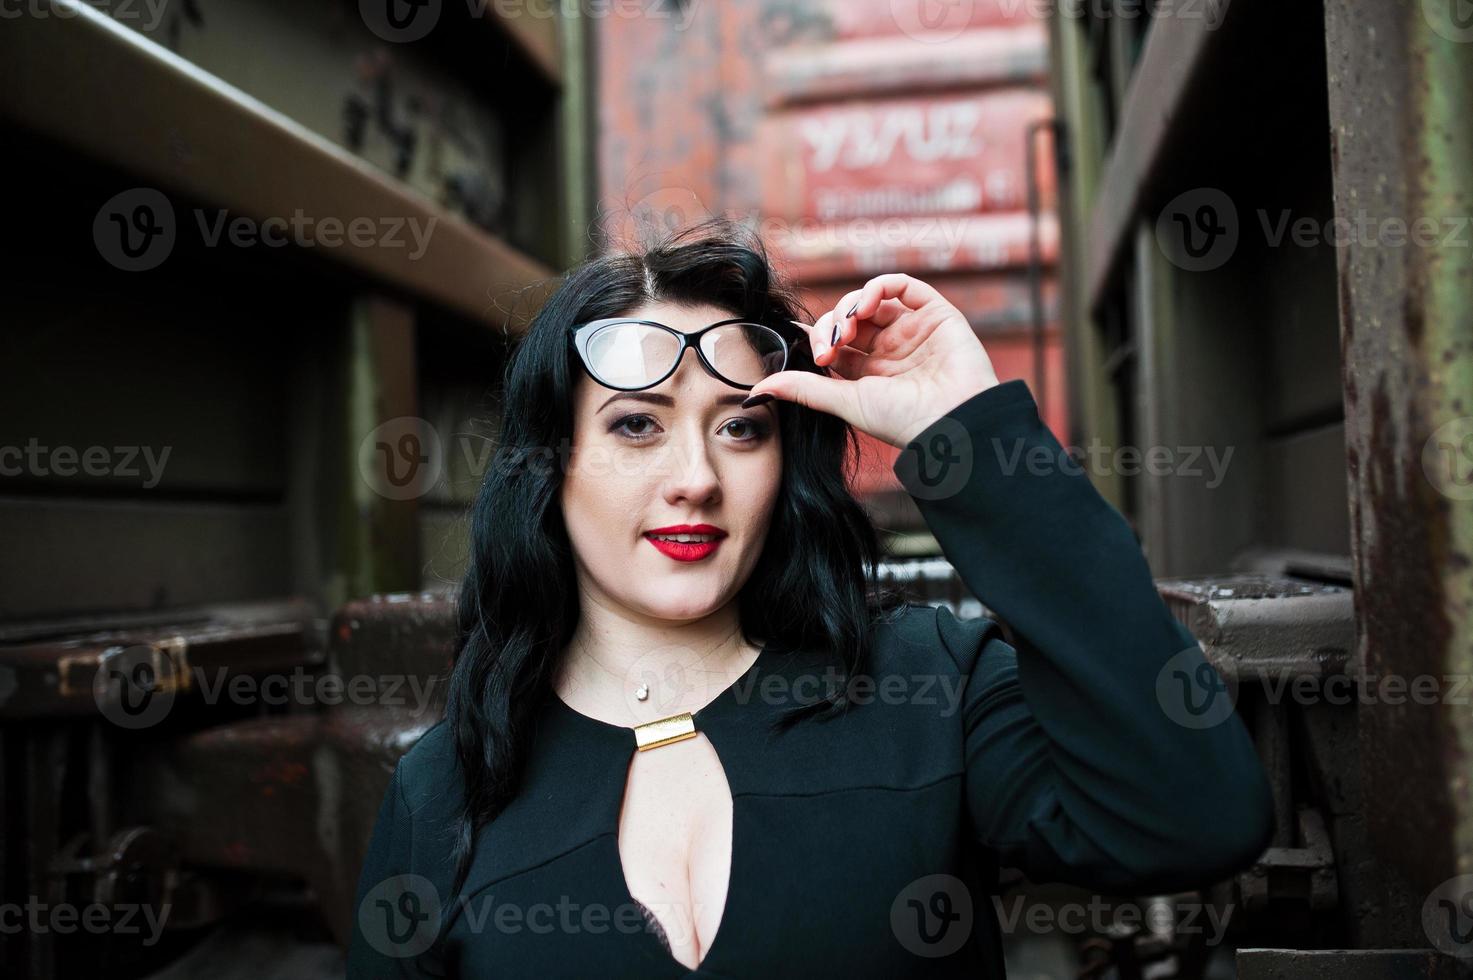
[871,599,1011,675]
[390,718,459,814]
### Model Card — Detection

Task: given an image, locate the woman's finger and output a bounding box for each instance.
[853,272,947,319]
[796,314,880,361]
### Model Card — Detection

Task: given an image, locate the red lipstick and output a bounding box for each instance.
[643,523,728,562]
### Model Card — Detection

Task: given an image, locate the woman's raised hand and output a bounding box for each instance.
[742,272,1001,449]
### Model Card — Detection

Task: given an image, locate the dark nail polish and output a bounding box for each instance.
[741,393,775,408]
[830,323,841,347]
[845,301,859,318]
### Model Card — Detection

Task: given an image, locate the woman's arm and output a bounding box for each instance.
[896,378,1275,895]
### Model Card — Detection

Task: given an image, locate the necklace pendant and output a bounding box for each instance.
[635,683,649,702]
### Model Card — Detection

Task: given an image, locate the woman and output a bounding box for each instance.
[347,218,1274,978]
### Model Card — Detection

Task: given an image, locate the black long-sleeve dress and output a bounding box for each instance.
[347,378,1275,978]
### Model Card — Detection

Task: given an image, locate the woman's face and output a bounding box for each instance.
[560,301,784,624]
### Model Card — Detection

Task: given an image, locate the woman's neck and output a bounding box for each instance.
[553,612,763,726]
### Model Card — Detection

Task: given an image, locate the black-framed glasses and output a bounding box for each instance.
[567,317,804,392]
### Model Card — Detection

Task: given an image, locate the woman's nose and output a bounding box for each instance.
[659,429,721,504]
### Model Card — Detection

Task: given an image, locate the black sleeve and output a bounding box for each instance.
[894,379,1275,895]
[346,762,442,979]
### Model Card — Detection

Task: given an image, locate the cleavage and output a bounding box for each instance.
[617,731,733,970]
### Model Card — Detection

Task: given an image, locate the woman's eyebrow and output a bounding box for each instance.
[597,392,751,412]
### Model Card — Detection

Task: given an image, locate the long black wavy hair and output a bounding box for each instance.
[444,216,910,902]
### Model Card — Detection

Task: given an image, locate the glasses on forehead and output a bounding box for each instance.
[567,317,804,392]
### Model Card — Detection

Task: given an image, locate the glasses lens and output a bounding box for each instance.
[582,321,788,389]
[583,321,682,389]
[700,323,787,387]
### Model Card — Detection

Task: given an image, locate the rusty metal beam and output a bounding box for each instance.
[1324,0,1473,900]
[1156,575,1357,684]
[0,0,555,330]
[1237,948,1468,979]
[1083,0,1240,314]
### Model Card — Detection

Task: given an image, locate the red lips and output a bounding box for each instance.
[643,524,728,562]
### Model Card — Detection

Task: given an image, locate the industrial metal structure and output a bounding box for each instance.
[0,1,589,975]
[1046,0,1473,974]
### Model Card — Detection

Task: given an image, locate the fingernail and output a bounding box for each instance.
[844,301,858,318]
[741,393,774,408]
[830,323,841,347]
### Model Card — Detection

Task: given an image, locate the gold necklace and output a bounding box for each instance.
[568,629,750,707]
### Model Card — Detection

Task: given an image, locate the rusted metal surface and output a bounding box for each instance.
[0,599,321,720]
[762,25,1047,106]
[328,592,457,684]
[0,0,555,329]
[132,593,456,945]
[758,90,1056,222]
[1155,575,1357,684]
[1,591,455,972]
[1236,947,1470,979]
[136,707,438,947]
[1324,0,1473,904]
[1239,808,1338,912]
[1083,0,1240,314]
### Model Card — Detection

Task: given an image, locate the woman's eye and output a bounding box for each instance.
[610,414,659,440]
[609,413,770,443]
[722,417,771,442]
